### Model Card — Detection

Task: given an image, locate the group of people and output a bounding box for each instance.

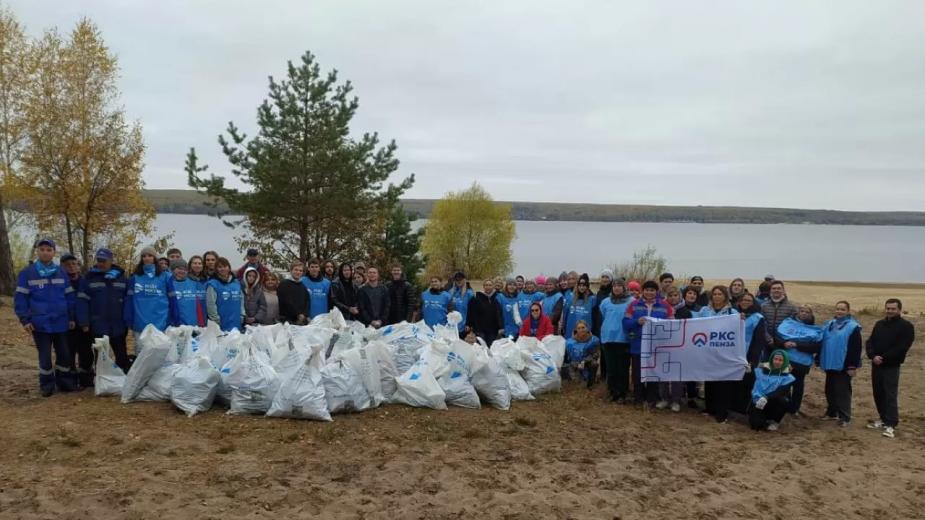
[13,239,916,438]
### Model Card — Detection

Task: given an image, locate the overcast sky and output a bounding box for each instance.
[9,1,925,211]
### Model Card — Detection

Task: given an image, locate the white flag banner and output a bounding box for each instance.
[640,314,746,382]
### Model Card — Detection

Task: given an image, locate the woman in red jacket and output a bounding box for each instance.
[520,302,554,340]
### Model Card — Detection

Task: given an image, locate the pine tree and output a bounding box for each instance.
[186,51,415,268]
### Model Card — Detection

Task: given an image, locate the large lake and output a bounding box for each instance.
[150,214,925,283]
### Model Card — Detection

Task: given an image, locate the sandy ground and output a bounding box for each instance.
[1,289,924,520]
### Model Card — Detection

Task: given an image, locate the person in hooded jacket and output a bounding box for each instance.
[735,292,768,413]
[599,278,632,402]
[496,278,523,338]
[563,274,597,339]
[420,276,453,327]
[301,258,332,320]
[819,301,862,426]
[519,302,554,340]
[467,279,502,346]
[278,262,309,325]
[206,257,244,332]
[16,238,78,396]
[696,286,739,423]
[77,248,131,373]
[749,349,796,431]
[623,280,674,406]
[386,264,417,324]
[126,245,171,352]
[541,276,564,333]
[592,269,615,381]
[242,266,267,327]
[565,320,600,387]
[678,286,702,407]
[776,304,821,416]
[331,263,361,321]
[168,258,207,328]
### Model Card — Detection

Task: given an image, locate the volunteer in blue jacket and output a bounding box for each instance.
[775,305,822,416]
[696,286,739,423]
[819,301,862,425]
[206,257,244,332]
[420,276,453,327]
[599,279,633,403]
[14,238,78,396]
[448,271,474,333]
[301,258,332,321]
[496,278,522,338]
[168,259,206,327]
[126,245,171,350]
[541,276,564,333]
[563,274,596,339]
[623,280,674,406]
[735,292,769,413]
[749,349,796,432]
[76,248,131,372]
[565,320,601,388]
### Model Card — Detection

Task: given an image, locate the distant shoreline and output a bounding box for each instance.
[143,189,925,226]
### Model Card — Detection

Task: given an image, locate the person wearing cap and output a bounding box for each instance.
[126,246,172,348]
[563,274,597,340]
[386,264,417,325]
[623,280,674,406]
[61,253,94,388]
[685,276,709,307]
[168,258,206,327]
[627,280,641,299]
[236,248,269,282]
[541,276,564,333]
[420,276,453,327]
[206,256,245,332]
[599,278,633,402]
[496,278,523,338]
[301,258,332,320]
[448,271,474,333]
[77,248,131,372]
[15,238,78,396]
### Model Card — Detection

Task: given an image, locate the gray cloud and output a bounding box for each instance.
[10,0,925,210]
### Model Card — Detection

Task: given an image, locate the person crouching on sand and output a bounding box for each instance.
[565,320,600,388]
[749,350,796,432]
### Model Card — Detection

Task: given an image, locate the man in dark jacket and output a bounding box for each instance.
[467,278,503,347]
[358,267,390,328]
[331,263,360,321]
[278,262,309,325]
[386,265,416,324]
[77,248,131,372]
[760,280,799,348]
[865,298,915,438]
[61,253,94,387]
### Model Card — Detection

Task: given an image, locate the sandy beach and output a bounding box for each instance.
[1,283,923,519]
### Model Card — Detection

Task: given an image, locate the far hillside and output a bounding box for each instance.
[143,189,925,226]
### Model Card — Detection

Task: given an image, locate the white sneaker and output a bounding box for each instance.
[670,403,681,413]
[882,427,895,438]
[767,421,779,432]
[655,400,669,410]
[866,420,884,430]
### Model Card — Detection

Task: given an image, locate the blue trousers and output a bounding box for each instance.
[33,331,77,394]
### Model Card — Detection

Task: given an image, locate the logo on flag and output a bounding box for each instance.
[692,332,708,347]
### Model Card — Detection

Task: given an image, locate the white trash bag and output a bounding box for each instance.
[391,356,447,410]
[93,336,126,397]
[224,341,280,415]
[519,335,563,396]
[136,363,181,402]
[430,340,480,409]
[170,356,221,417]
[366,341,399,400]
[470,343,511,410]
[267,346,331,421]
[490,338,533,401]
[320,357,371,414]
[121,325,172,403]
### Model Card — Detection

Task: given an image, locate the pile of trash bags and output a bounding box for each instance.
[96,307,567,421]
